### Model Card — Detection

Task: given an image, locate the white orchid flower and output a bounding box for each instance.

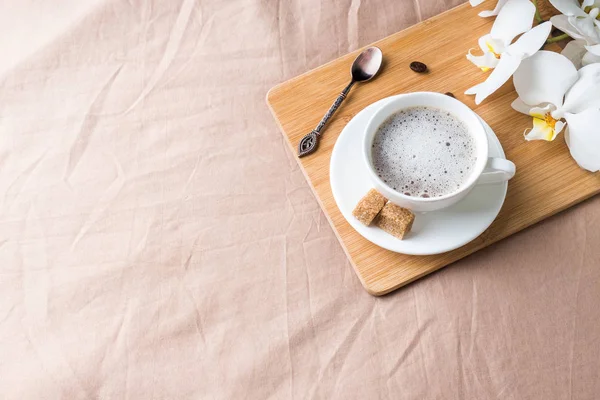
[469,0,509,17]
[511,51,578,141]
[467,0,536,70]
[466,21,552,105]
[512,51,600,171]
[549,0,600,66]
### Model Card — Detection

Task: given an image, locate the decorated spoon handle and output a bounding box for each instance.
[298,81,355,158]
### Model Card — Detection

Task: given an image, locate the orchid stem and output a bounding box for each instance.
[531,0,543,23]
[546,33,570,44]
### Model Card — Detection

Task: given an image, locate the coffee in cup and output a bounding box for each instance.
[371,106,477,198]
[363,93,515,212]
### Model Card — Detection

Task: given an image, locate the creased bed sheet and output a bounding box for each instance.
[1,1,599,399]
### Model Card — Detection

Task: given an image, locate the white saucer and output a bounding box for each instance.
[330,96,507,255]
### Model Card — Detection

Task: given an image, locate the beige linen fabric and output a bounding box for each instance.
[1,1,599,399]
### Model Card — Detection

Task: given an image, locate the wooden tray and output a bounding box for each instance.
[266,3,600,296]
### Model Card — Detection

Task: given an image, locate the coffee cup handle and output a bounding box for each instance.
[477,157,516,185]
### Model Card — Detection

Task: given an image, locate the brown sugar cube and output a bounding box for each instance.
[376,203,415,240]
[352,189,387,226]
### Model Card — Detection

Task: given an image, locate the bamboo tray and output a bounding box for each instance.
[266,3,600,295]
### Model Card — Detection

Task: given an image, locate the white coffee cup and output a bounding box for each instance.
[363,92,515,212]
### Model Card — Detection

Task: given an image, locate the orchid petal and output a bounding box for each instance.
[477,34,493,53]
[550,15,586,40]
[478,0,510,17]
[511,97,536,115]
[561,39,588,69]
[549,0,588,16]
[581,0,600,8]
[480,35,506,55]
[524,104,565,141]
[582,50,600,65]
[562,63,600,113]
[467,53,521,105]
[568,15,600,44]
[506,22,553,58]
[585,43,600,55]
[564,109,600,172]
[464,84,482,95]
[524,117,565,141]
[467,35,504,69]
[529,104,557,118]
[470,0,486,6]
[513,51,578,108]
[490,0,536,45]
[555,121,567,137]
[467,52,501,69]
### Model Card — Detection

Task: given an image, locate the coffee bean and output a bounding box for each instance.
[445,92,455,98]
[410,61,428,73]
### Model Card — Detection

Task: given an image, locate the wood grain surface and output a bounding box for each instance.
[266,2,598,296]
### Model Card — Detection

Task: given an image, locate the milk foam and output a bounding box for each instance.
[371,106,477,198]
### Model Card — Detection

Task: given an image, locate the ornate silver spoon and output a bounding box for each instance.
[298,46,383,158]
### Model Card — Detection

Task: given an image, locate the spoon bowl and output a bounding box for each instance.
[351,47,383,82]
